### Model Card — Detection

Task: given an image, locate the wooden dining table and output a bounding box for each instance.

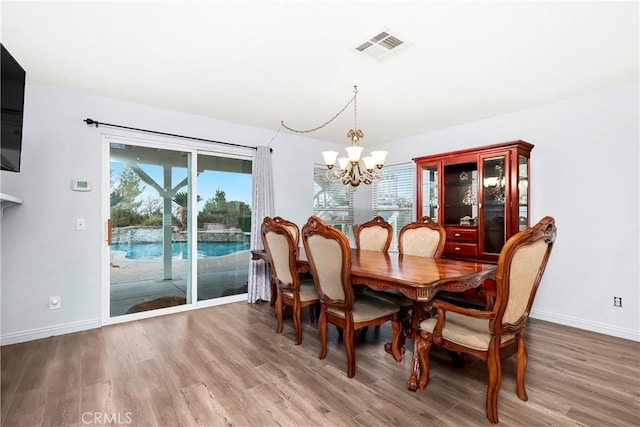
[251,247,497,390]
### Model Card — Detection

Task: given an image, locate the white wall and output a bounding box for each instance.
[374,81,640,341]
[1,81,638,344]
[0,83,339,344]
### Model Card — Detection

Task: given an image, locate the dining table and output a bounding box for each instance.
[251,247,497,390]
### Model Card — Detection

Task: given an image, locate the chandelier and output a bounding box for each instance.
[281,85,387,187]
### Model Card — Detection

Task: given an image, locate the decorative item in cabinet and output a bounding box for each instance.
[414,140,533,263]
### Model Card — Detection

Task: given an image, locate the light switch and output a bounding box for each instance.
[76,219,86,231]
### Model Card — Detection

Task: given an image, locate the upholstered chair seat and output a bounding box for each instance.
[327,294,400,322]
[419,312,516,351]
[363,289,413,308]
[280,281,318,302]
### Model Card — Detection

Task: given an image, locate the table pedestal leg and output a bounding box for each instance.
[407,301,427,391]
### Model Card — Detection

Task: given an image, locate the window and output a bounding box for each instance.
[313,166,355,242]
[373,163,414,252]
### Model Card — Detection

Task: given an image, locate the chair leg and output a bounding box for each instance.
[275,292,284,334]
[344,317,356,378]
[270,277,277,306]
[318,308,328,360]
[486,340,503,424]
[516,335,529,401]
[292,298,302,345]
[308,302,317,323]
[416,334,432,390]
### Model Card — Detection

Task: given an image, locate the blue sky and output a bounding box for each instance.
[110,161,252,210]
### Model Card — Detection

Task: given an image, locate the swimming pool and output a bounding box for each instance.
[111,241,250,260]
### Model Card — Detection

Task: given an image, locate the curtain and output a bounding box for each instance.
[247,145,274,303]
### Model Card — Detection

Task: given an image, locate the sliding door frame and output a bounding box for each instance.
[101,133,252,326]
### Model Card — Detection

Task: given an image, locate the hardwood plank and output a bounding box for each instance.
[45,334,82,398]
[179,381,233,426]
[109,364,157,427]
[77,329,110,387]
[2,388,46,427]
[12,337,56,393]
[41,390,79,427]
[79,381,116,427]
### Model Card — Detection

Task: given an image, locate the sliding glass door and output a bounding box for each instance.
[196,153,252,301]
[106,137,253,318]
[109,142,192,316]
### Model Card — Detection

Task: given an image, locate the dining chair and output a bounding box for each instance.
[368,216,446,347]
[353,215,393,252]
[261,216,319,345]
[398,216,446,258]
[266,216,301,306]
[302,215,402,378]
[355,216,407,344]
[414,216,557,424]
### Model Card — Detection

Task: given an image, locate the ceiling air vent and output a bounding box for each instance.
[355,30,407,60]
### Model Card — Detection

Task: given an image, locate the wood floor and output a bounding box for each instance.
[1,301,639,426]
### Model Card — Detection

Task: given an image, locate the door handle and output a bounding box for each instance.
[107,218,112,246]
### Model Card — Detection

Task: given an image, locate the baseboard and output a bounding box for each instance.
[0,295,248,344]
[1,318,101,346]
[531,309,639,342]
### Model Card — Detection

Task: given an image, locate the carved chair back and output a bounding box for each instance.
[354,216,393,252]
[398,216,446,258]
[302,215,354,309]
[491,216,557,333]
[272,216,300,246]
[261,216,300,291]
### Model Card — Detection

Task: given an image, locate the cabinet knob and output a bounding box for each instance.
[454,233,461,237]
[454,247,461,251]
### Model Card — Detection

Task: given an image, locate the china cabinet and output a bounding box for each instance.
[414,140,533,263]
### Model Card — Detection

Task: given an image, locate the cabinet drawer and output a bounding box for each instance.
[445,242,478,257]
[445,227,477,243]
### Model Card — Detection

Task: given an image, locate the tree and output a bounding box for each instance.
[172,192,202,231]
[110,190,124,207]
[200,189,251,230]
[114,166,144,212]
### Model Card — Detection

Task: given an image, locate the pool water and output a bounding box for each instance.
[111,241,250,260]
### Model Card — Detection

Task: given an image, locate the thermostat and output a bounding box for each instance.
[72,179,92,191]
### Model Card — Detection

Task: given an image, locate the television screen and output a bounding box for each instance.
[1,43,26,173]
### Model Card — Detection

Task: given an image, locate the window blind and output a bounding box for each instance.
[313,166,355,239]
[372,163,415,252]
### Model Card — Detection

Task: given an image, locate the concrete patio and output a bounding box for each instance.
[109,250,251,316]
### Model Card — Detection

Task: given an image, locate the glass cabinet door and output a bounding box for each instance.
[518,155,529,231]
[421,164,439,220]
[443,162,478,226]
[481,155,506,254]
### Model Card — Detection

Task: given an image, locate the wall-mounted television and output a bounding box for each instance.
[1,43,26,173]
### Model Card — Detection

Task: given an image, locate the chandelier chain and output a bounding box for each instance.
[281,86,358,134]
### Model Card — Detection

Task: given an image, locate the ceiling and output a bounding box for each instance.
[1,1,638,146]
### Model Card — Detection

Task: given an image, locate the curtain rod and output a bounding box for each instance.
[83,118,272,152]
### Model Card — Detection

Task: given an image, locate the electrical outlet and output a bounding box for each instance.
[49,296,61,310]
[613,296,623,307]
